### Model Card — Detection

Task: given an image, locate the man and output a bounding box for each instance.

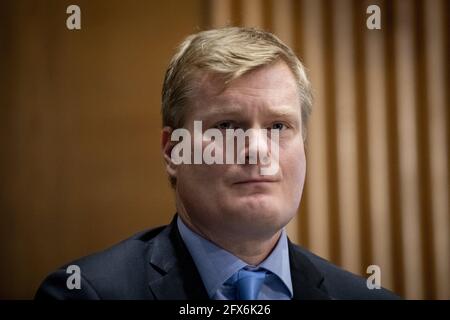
[36,27,399,300]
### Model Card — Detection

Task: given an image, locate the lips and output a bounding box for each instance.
[233,178,278,185]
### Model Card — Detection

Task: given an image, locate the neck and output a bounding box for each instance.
[179,214,281,266]
[218,231,282,266]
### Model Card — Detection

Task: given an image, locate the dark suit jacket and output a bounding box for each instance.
[35,215,400,300]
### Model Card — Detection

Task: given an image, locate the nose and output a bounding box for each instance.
[240,128,271,166]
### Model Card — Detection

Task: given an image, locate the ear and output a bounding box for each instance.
[161,127,177,180]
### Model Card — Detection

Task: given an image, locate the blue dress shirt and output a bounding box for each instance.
[177,216,293,300]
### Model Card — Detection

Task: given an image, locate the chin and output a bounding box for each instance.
[233,215,289,239]
[236,193,282,212]
[229,201,289,226]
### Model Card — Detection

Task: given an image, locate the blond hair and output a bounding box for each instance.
[162,27,312,140]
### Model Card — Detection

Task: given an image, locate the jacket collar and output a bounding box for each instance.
[288,239,331,300]
[147,215,209,300]
[147,214,331,300]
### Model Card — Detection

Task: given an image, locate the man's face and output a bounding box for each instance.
[164,60,306,242]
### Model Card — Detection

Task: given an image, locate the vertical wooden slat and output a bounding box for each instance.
[271,0,299,243]
[300,0,330,260]
[272,0,293,45]
[364,0,394,290]
[384,0,405,295]
[262,0,273,31]
[333,0,361,274]
[292,0,308,248]
[241,0,263,28]
[394,0,424,299]
[205,0,450,299]
[322,0,341,265]
[424,0,449,300]
[210,0,232,27]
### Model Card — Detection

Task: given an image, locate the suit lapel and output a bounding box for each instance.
[147,216,209,300]
[145,216,331,300]
[288,240,332,300]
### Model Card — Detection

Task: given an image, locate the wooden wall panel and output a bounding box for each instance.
[209,0,449,299]
[0,0,204,299]
[0,0,447,300]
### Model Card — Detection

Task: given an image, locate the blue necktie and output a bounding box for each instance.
[233,268,267,300]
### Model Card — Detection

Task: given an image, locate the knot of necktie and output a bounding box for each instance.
[232,268,267,300]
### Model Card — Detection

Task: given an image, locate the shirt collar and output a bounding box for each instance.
[177,216,293,298]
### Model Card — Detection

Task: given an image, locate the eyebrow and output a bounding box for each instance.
[200,104,300,120]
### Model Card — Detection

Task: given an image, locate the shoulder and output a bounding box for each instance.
[35,225,167,300]
[290,244,401,300]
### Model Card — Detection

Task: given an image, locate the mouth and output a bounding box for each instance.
[233,178,278,185]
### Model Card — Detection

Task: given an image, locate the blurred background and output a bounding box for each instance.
[0,0,448,299]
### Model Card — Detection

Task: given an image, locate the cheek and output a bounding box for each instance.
[177,162,228,188]
[179,135,235,185]
[280,142,306,188]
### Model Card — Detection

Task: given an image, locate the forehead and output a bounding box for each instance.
[188,61,300,118]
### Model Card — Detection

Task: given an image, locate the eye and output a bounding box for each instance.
[270,122,287,131]
[215,121,236,130]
